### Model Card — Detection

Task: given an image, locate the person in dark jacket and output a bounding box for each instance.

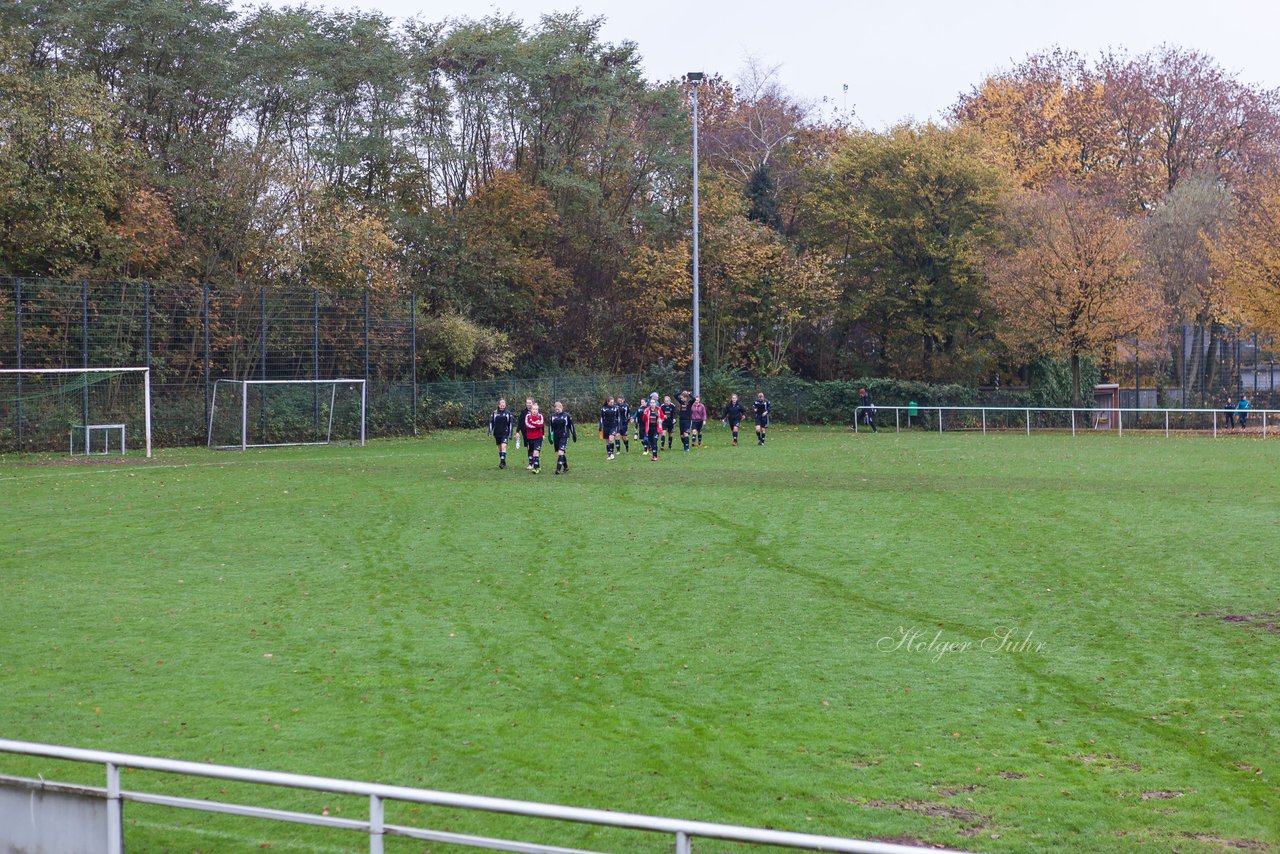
[615,396,632,453]
[488,398,516,469]
[549,401,577,474]
[518,397,536,466]
[599,397,619,460]
[677,391,694,451]
[721,394,746,446]
[660,395,676,449]
[857,388,877,433]
[752,392,771,445]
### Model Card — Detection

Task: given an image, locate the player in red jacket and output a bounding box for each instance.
[524,403,546,473]
[639,394,665,461]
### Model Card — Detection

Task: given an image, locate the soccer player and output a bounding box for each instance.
[677,391,694,451]
[518,397,536,467]
[640,394,665,460]
[690,396,707,447]
[615,396,631,453]
[721,394,746,446]
[660,395,676,450]
[857,388,877,433]
[488,398,515,468]
[753,391,771,445]
[549,401,577,474]
[600,396,619,460]
[524,403,545,473]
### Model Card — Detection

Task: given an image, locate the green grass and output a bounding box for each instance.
[1,426,1277,853]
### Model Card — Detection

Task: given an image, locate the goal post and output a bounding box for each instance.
[0,367,152,458]
[207,379,366,450]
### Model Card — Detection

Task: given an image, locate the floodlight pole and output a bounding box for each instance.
[687,72,704,400]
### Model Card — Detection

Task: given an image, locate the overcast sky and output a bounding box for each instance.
[255,0,1280,127]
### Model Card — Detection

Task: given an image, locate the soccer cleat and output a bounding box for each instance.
[732,440,738,446]
[607,453,615,460]
[499,460,506,469]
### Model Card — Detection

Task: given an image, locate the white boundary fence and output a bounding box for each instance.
[855,405,1280,438]
[0,740,963,854]
[0,367,152,457]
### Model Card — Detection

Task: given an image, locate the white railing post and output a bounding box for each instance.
[106,761,123,854]
[895,408,900,432]
[1025,409,1030,436]
[369,793,384,854]
[1071,409,1076,436]
[1213,411,1217,437]
[982,408,986,434]
[1264,411,1268,438]
[938,408,942,434]
[1165,411,1169,438]
[676,830,693,854]
[1118,409,1122,437]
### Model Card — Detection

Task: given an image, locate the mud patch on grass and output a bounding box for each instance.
[932,783,982,797]
[1179,832,1271,850]
[1141,790,1183,800]
[862,799,985,824]
[873,836,948,850]
[1074,753,1141,771]
[1196,612,1280,633]
[996,771,1027,779]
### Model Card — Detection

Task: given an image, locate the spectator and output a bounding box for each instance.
[1237,394,1251,430]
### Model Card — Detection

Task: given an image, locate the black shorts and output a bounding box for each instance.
[494,432,511,445]
[527,437,543,452]
[691,420,704,432]
[679,418,693,433]
[728,420,742,430]
[755,416,769,427]
[662,419,675,433]
[553,435,569,451]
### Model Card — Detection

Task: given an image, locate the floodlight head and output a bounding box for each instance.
[686,71,704,82]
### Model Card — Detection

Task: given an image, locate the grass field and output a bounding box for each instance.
[1,426,1277,853]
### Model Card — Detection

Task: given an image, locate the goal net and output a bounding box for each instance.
[0,368,152,457]
[207,379,367,450]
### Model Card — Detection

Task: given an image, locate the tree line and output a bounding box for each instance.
[3,3,1280,400]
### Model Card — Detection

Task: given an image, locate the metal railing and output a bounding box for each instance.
[854,405,1280,438]
[0,740,965,854]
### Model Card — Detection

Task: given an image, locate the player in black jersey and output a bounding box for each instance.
[488,399,515,468]
[518,397,535,468]
[676,391,693,451]
[753,392,771,445]
[599,397,619,460]
[615,396,631,453]
[721,393,746,446]
[660,396,676,449]
[549,401,577,474]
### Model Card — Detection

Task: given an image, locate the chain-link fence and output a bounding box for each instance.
[6,278,1278,451]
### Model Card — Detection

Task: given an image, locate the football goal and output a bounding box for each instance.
[207,379,366,450]
[0,367,152,457]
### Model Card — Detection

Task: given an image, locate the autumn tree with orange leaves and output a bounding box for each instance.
[1208,169,1280,334]
[984,184,1166,403]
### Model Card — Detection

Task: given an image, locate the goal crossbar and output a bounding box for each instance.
[0,367,151,457]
